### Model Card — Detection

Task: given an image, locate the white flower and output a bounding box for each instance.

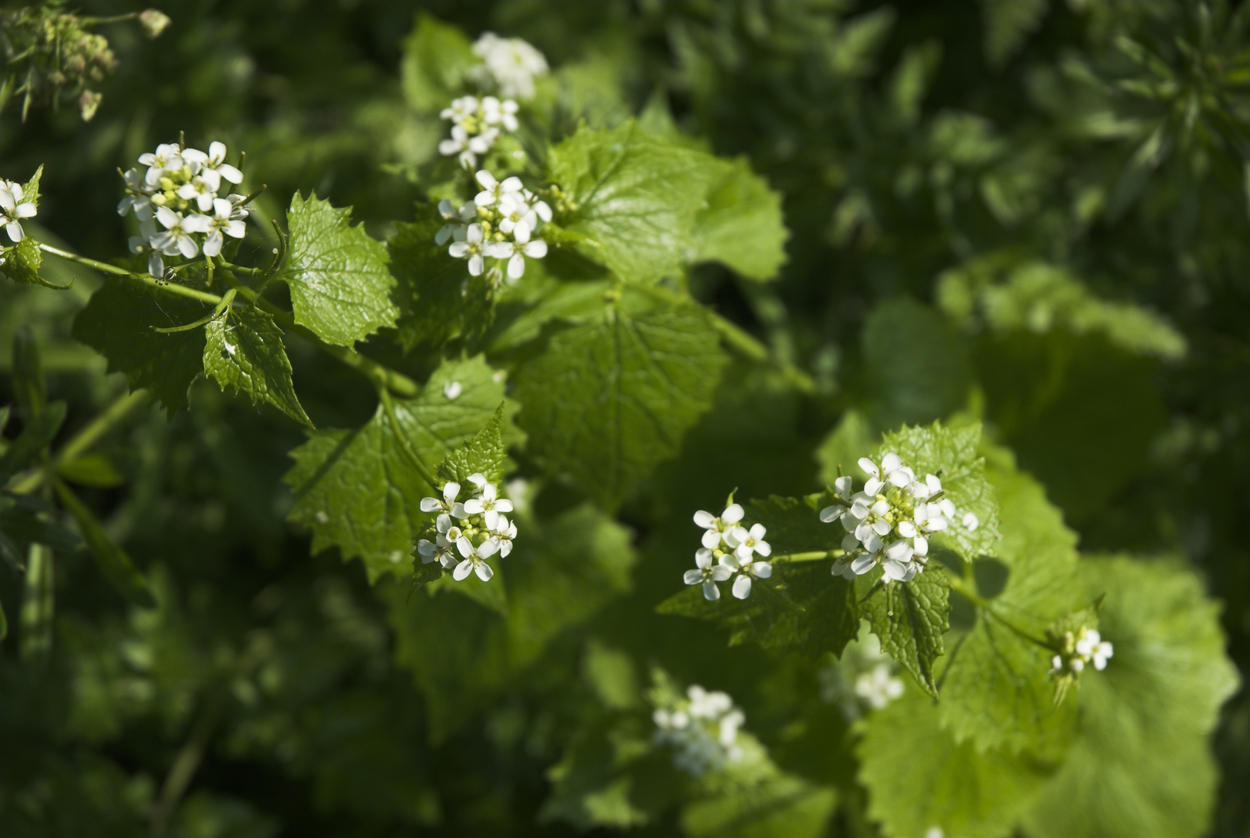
[481,96,520,132]
[440,95,481,125]
[692,503,744,549]
[443,380,462,400]
[448,223,486,275]
[138,142,183,185]
[117,168,155,219]
[490,513,518,558]
[417,518,458,567]
[439,125,494,168]
[454,535,500,581]
[725,523,771,562]
[684,548,732,600]
[471,32,549,99]
[486,223,547,280]
[881,539,917,582]
[435,199,476,245]
[200,197,247,257]
[962,512,979,531]
[1075,629,1114,671]
[854,663,904,709]
[153,206,204,259]
[723,550,773,600]
[462,480,513,529]
[474,170,524,208]
[653,684,745,777]
[176,174,220,212]
[200,141,244,185]
[420,482,461,515]
[0,181,37,243]
[523,189,553,225]
[897,502,948,557]
[497,192,537,236]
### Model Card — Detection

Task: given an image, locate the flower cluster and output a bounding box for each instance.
[416,474,517,582]
[818,632,905,719]
[117,141,248,278]
[1049,626,1114,676]
[437,169,550,284]
[438,94,520,169]
[469,32,549,100]
[652,685,746,777]
[0,180,37,243]
[685,502,773,601]
[822,453,978,584]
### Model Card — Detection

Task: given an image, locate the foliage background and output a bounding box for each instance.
[1,1,1246,836]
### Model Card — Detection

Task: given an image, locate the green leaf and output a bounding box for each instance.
[937,453,1081,757]
[1022,556,1240,838]
[12,324,47,414]
[939,259,1186,360]
[540,717,682,830]
[0,400,65,481]
[72,277,207,418]
[390,502,636,742]
[19,543,53,661]
[54,480,156,608]
[859,563,951,697]
[388,214,494,351]
[690,157,789,282]
[436,404,506,487]
[547,120,719,283]
[878,421,1000,560]
[56,453,126,488]
[862,298,972,430]
[1,236,70,288]
[400,14,476,112]
[285,356,518,582]
[283,192,398,347]
[858,685,1048,838]
[982,0,1049,69]
[203,303,312,427]
[680,773,837,838]
[0,498,83,553]
[513,285,727,508]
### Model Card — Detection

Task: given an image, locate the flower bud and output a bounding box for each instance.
[77,90,102,122]
[139,9,172,39]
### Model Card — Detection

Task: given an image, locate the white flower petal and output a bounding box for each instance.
[732,575,752,599]
[453,559,474,580]
[722,504,744,524]
[702,581,721,601]
[694,510,716,528]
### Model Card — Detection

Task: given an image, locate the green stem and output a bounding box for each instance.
[947,576,1053,649]
[6,389,149,494]
[770,549,842,563]
[378,390,441,492]
[38,243,222,305]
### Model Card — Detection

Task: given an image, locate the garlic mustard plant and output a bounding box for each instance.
[652,684,746,777]
[416,474,516,583]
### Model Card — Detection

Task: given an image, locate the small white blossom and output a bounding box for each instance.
[962,512,980,531]
[481,95,520,132]
[201,197,247,257]
[653,684,745,777]
[441,95,481,125]
[474,170,524,208]
[138,142,184,185]
[684,548,732,600]
[435,199,476,245]
[420,482,461,516]
[439,124,495,168]
[692,503,744,549]
[0,181,37,243]
[1075,628,1114,671]
[486,223,547,280]
[462,480,513,530]
[854,663,905,709]
[723,551,773,600]
[443,380,462,400]
[471,32,549,100]
[454,535,500,581]
[448,223,486,275]
[724,523,771,562]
